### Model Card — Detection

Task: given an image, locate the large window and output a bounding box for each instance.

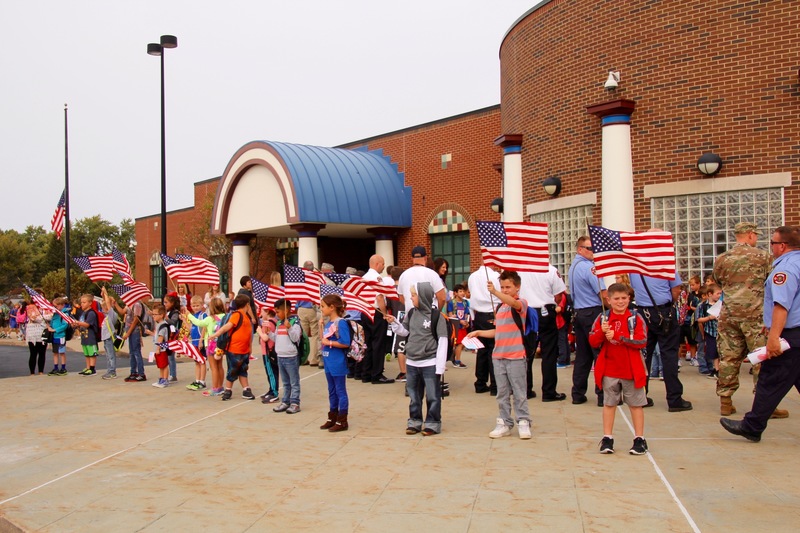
[431,231,470,289]
[150,265,165,299]
[531,204,594,284]
[652,188,783,280]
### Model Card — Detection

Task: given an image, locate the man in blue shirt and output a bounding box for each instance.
[629,272,692,412]
[722,226,800,441]
[568,236,606,405]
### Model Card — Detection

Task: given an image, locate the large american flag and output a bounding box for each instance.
[112,249,132,277]
[156,340,204,364]
[73,255,115,281]
[588,225,676,280]
[284,265,324,304]
[51,190,66,240]
[23,284,76,325]
[161,254,220,284]
[476,221,549,272]
[320,284,374,321]
[110,282,152,307]
[251,278,285,311]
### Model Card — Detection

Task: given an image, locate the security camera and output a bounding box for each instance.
[604,71,620,90]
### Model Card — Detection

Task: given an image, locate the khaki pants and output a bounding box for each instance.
[297,306,320,365]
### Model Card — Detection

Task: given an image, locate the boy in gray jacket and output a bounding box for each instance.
[387,282,448,436]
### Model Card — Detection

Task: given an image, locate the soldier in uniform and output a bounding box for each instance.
[713,222,788,418]
[721,226,800,441]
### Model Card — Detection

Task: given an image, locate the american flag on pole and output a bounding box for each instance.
[161,254,220,284]
[23,284,76,325]
[251,279,285,311]
[588,225,676,280]
[114,269,137,286]
[476,221,549,272]
[110,282,152,307]
[320,284,375,321]
[363,279,399,301]
[324,272,350,286]
[284,265,324,304]
[112,249,132,277]
[51,190,66,240]
[73,255,115,281]
[156,340,204,364]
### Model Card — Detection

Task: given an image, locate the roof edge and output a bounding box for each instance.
[500,0,553,57]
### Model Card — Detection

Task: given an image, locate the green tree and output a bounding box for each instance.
[0,230,32,293]
[40,269,93,300]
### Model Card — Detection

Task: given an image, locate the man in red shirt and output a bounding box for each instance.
[589,283,649,455]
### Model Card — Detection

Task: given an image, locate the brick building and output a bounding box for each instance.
[136,0,799,295]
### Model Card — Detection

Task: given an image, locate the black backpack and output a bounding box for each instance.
[216,311,244,352]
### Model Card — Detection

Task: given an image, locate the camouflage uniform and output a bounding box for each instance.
[713,243,771,398]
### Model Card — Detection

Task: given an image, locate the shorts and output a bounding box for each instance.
[52,340,66,354]
[680,324,698,346]
[705,335,718,361]
[197,346,207,360]
[155,351,169,369]
[226,352,250,381]
[455,329,468,345]
[602,376,646,407]
[82,345,98,357]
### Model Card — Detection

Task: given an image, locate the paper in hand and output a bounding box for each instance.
[462,336,485,350]
[747,338,791,364]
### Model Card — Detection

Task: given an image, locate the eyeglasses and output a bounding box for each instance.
[580,246,594,252]
[770,241,787,246]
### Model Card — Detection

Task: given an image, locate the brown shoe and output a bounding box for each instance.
[770,409,789,419]
[320,410,338,430]
[720,397,736,416]
[329,410,348,432]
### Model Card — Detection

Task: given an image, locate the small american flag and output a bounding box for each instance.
[251,279,285,311]
[157,340,204,364]
[161,254,220,284]
[73,255,115,281]
[477,221,549,272]
[112,249,132,277]
[588,225,676,280]
[284,265,324,304]
[320,284,375,321]
[110,282,152,307]
[23,284,76,325]
[324,272,350,286]
[51,190,66,240]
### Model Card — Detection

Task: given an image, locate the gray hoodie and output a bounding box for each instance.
[401,282,448,362]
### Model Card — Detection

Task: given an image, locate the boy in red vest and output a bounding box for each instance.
[590,283,649,455]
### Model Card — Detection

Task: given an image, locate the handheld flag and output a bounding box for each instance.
[251,279,285,311]
[588,225,676,280]
[476,221,549,272]
[161,254,220,284]
[23,284,76,325]
[73,255,115,281]
[283,265,324,304]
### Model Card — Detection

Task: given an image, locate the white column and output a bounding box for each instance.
[375,239,394,274]
[231,236,251,290]
[297,236,319,268]
[494,134,524,222]
[600,119,635,232]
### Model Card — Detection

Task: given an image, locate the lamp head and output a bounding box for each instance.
[604,71,620,90]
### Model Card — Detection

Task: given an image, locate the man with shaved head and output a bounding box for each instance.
[361,254,394,384]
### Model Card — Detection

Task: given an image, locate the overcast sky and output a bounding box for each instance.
[0,0,537,233]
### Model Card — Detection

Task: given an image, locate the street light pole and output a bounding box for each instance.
[147,35,177,297]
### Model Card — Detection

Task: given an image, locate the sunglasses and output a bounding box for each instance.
[580,245,594,252]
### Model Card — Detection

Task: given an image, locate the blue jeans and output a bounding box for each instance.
[128,329,144,375]
[696,330,710,372]
[326,373,349,412]
[168,353,177,378]
[650,343,663,377]
[103,338,116,373]
[406,364,441,433]
[278,356,301,405]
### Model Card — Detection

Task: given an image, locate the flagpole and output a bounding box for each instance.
[586,219,606,315]
[64,104,72,300]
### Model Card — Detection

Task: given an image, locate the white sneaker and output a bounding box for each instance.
[489,418,511,438]
[518,419,532,440]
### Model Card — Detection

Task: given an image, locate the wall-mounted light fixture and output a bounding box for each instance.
[697,153,723,177]
[604,71,620,90]
[542,177,562,197]
[491,197,504,214]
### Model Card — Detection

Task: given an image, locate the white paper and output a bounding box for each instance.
[462,336,485,350]
[747,338,791,364]
[707,300,723,318]
[148,352,155,363]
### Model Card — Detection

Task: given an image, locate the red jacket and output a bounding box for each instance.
[589,309,648,389]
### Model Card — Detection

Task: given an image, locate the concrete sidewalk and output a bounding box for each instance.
[0,341,798,532]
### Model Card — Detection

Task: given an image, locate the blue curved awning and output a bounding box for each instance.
[263,141,411,227]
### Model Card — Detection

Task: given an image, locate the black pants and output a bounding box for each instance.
[473,311,496,391]
[361,312,388,380]
[639,305,685,407]
[28,341,47,374]
[571,306,603,402]
[531,306,559,398]
[744,327,800,434]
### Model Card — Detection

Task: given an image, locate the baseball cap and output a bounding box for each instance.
[411,246,427,258]
[734,222,762,235]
